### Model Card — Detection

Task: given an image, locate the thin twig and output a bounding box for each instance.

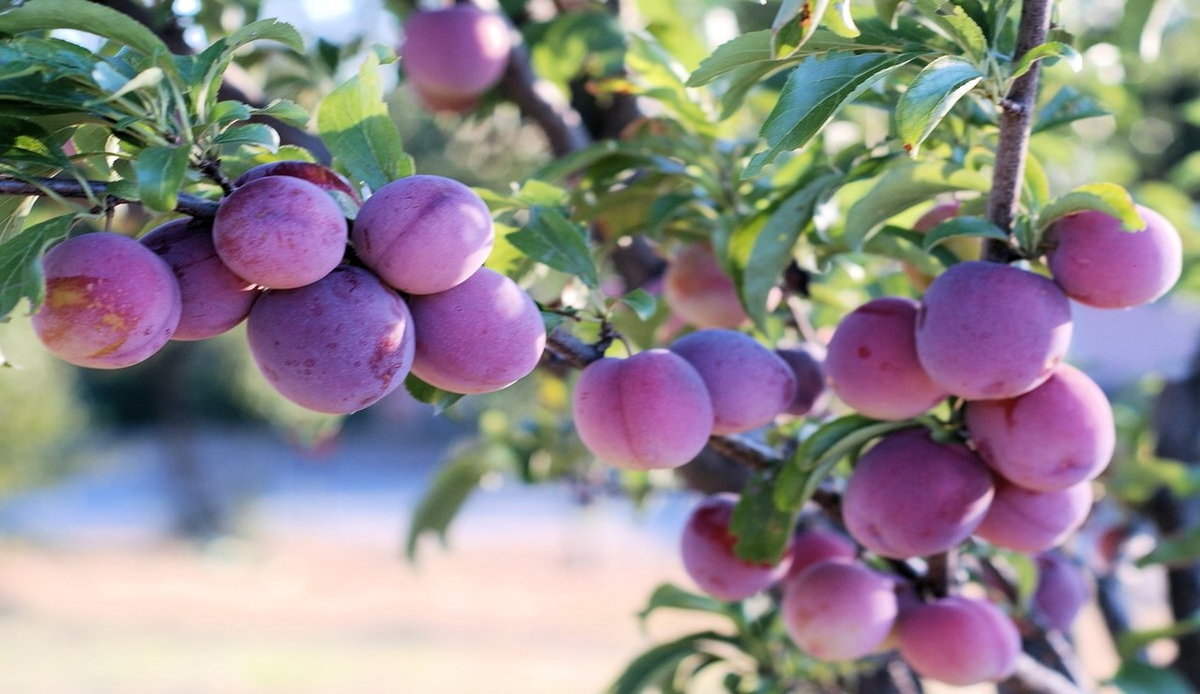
[0,177,220,218]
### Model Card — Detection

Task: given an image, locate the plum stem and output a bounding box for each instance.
[984,0,1052,263]
[0,176,221,217]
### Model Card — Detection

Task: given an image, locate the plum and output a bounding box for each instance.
[1033,552,1092,633]
[898,596,1020,685]
[233,161,360,203]
[974,479,1093,553]
[671,329,796,435]
[781,559,898,661]
[33,232,181,369]
[783,528,856,581]
[401,5,511,113]
[776,344,828,417]
[680,494,789,601]
[663,243,748,328]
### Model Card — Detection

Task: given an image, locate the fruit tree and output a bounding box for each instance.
[0,0,1198,691]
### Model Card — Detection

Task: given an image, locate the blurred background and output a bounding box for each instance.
[2,0,1200,692]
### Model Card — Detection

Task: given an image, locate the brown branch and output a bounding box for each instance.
[984,0,1052,261]
[0,177,220,218]
[999,654,1085,694]
[497,39,591,157]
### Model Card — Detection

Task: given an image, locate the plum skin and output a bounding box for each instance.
[843,428,994,559]
[572,349,713,470]
[407,268,546,395]
[33,232,181,369]
[776,344,827,417]
[212,175,348,289]
[663,243,748,328]
[826,296,947,420]
[401,5,511,111]
[966,363,1114,491]
[1034,552,1092,633]
[898,596,1020,685]
[246,266,415,414]
[351,174,494,295]
[141,217,259,341]
[670,329,796,435]
[974,479,1093,553]
[783,528,856,581]
[916,260,1072,400]
[1047,204,1182,309]
[680,494,789,601]
[781,559,899,661]
[234,161,361,203]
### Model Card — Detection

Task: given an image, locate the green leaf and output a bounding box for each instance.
[214,123,280,150]
[613,631,737,694]
[623,33,715,137]
[896,56,982,155]
[864,225,958,274]
[775,416,914,511]
[731,171,840,327]
[772,0,832,56]
[508,207,598,288]
[1109,661,1193,694]
[1136,524,1200,568]
[0,0,171,61]
[0,215,74,319]
[716,59,796,120]
[224,17,304,54]
[317,53,414,192]
[637,583,733,623]
[404,373,464,415]
[210,100,252,125]
[252,99,310,128]
[922,215,1009,250]
[745,52,922,178]
[1009,41,1082,82]
[1033,86,1109,134]
[686,30,773,87]
[914,0,988,61]
[0,195,34,243]
[84,66,164,106]
[404,449,487,561]
[1116,614,1200,660]
[875,0,903,27]
[133,145,190,213]
[824,1,860,38]
[842,159,990,248]
[618,288,657,320]
[515,179,570,206]
[731,471,796,564]
[1036,182,1145,232]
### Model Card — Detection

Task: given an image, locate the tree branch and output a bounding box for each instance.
[496,40,591,157]
[0,177,220,218]
[999,654,1085,694]
[984,0,1052,261]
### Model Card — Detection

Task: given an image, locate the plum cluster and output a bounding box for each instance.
[571,329,825,470]
[679,494,1093,686]
[32,163,546,414]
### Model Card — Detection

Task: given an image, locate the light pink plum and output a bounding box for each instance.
[141,218,259,341]
[351,175,494,295]
[680,494,789,601]
[33,232,181,369]
[670,329,796,435]
[776,344,828,417]
[663,243,748,328]
[234,161,361,203]
[916,261,1072,400]
[246,266,414,414]
[1033,552,1092,633]
[407,268,545,394]
[843,428,994,559]
[213,176,348,289]
[898,596,1020,686]
[1047,204,1182,309]
[966,363,1114,491]
[572,349,713,470]
[826,297,947,420]
[401,6,511,109]
[781,558,899,661]
[974,479,1093,553]
[783,528,856,581]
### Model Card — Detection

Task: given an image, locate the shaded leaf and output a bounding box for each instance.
[404,372,464,415]
[1109,661,1194,694]
[133,145,190,213]
[613,631,738,694]
[842,159,990,248]
[637,583,733,623]
[1033,86,1109,134]
[1116,614,1200,661]
[772,0,832,56]
[1010,41,1082,82]
[0,0,170,61]
[508,207,598,288]
[619,288,657,320]
[921,215,1009,250]
[687,30,773,87]
[732,471,796,564]
[403,448,487,561]
[0,215,74,319]
[875,0,903,26]
[253,99,310,128]
[896,56,982,155]
[214,123,280,150]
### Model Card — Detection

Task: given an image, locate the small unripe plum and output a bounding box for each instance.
[826,297,947,420]
[401,6,511,111]
[663,243,748,328]
[966,364,1114,491]
[572,349,713,470]
[234,161,361,203]
[246,266,414,414]
[33,232,181,369]
[680,494,788,601]
[917,261,1072,400]
[974,479,1092,553]
[141,218,258,341]
[843,428,994,559]
[213,176,348,289]
[781,559,898,661]
[784,528,856,581]
[1047,204,1182,309]
[776,344,827,416]
[1033,552,1092,633]
[671,329,796,435]
[898,596,1020,685]
[408,268,545,394]
[904,201,971,289]
[352,175,494,295]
